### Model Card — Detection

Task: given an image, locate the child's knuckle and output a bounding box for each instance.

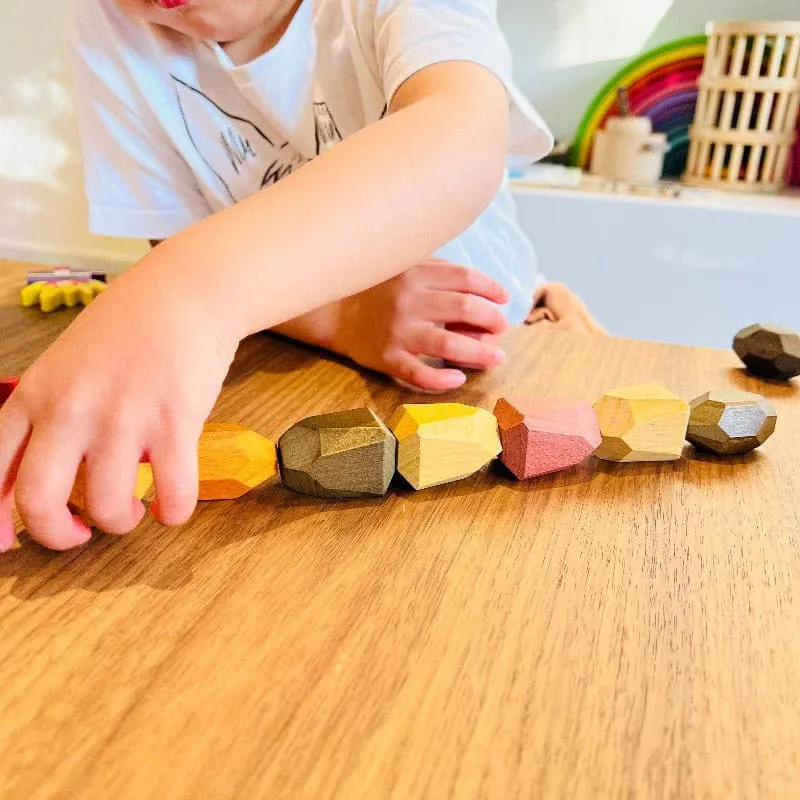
[438,334,460,361]
[50,391,88,424]
[392,290,412,316]
[112,401,142,432]
[387,316,407,340]
[15,484,44,520]
[454,294,473,317]
[453,265,473,286]
[406,363,426,386]
[381,343,401,364]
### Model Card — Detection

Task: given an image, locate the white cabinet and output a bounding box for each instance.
[512,185,800,348]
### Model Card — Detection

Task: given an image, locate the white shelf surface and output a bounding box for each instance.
[510,177,800,349]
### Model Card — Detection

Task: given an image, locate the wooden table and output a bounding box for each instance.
[1,259,799,799]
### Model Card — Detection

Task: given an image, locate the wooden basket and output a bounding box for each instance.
[684,21,800,193]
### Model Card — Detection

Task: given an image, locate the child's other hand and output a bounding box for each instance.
[337,259,509,392]
[526,282,607,334]
[0,268,239,552]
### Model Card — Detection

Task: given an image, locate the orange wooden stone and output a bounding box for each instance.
[494,397,601,479]
[198,423,277,500]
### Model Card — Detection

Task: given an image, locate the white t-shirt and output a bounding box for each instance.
[68,0,553,323]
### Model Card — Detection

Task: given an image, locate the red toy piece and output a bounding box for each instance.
[494,397,602,480]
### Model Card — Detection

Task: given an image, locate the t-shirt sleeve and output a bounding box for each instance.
[372,0,554,163]
[67,0,212,240]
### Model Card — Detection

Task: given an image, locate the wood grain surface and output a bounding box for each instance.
[2,259,800,799]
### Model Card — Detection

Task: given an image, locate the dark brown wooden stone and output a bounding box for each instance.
[687,390,777,455]
[733,324,800,380]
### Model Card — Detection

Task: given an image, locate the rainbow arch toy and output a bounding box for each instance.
[570,35,708,178]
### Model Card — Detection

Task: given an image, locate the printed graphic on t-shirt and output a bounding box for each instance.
[314,102,343,154]
[173,76,308,202]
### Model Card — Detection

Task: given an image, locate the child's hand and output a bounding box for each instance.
[0,267,239,552]
[336,259,509,392]
[526,282,607,334]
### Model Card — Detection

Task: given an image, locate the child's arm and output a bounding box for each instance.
[146,61,510,339]
[0,61,510,551]
[151,244,510,391]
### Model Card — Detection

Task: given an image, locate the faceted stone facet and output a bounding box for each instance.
[733,323,800,380]
[278,408,396,499]
[593,383,690,462]
[389,403,501,490]
[687,390,777,455]
[493,397,601,479]
[198,423,277,500]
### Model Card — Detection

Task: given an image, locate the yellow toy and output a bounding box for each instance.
[389,403,502,490]
[21,279,106,312]
[198,423,278,500]
[593,383,690,462]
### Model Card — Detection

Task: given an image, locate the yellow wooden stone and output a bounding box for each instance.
[66,423,276,514]
[593,383,690,462]
[198,423,277,500]
[388,403,501,490]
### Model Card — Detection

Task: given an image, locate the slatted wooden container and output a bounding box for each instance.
[684,21,800,193]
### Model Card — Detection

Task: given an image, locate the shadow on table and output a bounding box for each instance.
[485,459,600,493]
[222,333,321,388]
[591,459,688,478]
[726,368,799,398]
[0,482,356,602]
[683,446,762,467]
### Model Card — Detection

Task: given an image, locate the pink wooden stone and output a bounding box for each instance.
[493,397,602,480]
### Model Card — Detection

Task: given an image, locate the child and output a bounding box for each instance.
[0,0,601,552]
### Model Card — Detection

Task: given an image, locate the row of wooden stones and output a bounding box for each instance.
[70,384,777,508]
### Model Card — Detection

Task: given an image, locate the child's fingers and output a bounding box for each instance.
[525,306,557,325]
[446,325,500,344]
[14,428,91,551]
[422,263,510,305]
[0,515,17,552]
[0,404,31,496]
[83,442,147,535]
[421,291,508,334]
[410,325,505,369]
[0,406,32,552]
[389,351,467,392]
[147,424,199,526]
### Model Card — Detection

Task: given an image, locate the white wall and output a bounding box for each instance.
[0,0,798,270]
[498,0,800,140]
[513,188,800,348]
[1,1,146,268]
